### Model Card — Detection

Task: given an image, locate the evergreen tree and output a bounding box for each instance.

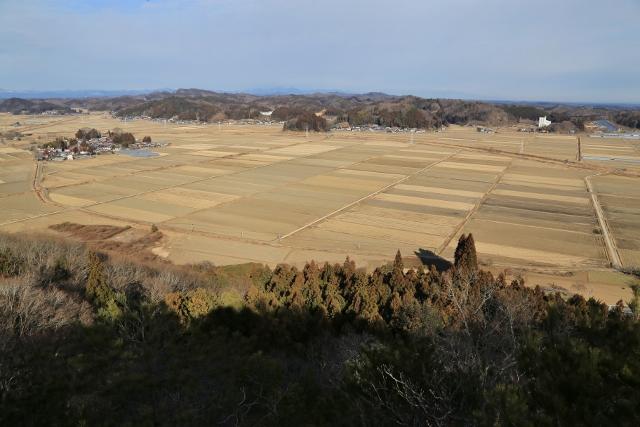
[454,233,478,274]
[85,252,120,319]
[393,250,403,271]
[86,252,113,306]
[390,250,407,293]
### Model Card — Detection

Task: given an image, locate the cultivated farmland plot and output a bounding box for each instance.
[1,112,639,303]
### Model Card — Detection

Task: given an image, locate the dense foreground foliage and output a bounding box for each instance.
[1,233,639,426]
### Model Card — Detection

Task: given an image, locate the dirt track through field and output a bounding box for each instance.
[424,139,639,178]
[276,150,461,241]
[32,162,46,203]
[585,173,622,268]
[436,158,512,254]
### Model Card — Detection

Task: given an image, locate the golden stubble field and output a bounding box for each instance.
[1,112,639,303]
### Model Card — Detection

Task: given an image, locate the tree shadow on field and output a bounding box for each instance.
[415,248,452,272]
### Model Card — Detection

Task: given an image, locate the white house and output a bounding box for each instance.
[538,116,552,128]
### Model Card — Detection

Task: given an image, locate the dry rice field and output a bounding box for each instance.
[1,113,639,303]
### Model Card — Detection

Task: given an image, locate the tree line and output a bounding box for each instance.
[614,111,640,129]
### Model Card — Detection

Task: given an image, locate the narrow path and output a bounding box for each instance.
[0,210,69,228]
[32,161,47,203]
[0,161,62,228]
[275,150,461,242]
[423,139,639,178]
[585,173,622,268]
[15,116,79,133]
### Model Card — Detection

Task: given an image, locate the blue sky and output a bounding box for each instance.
[1,0,639,103]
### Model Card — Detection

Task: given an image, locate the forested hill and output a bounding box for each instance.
[0,97,74,115]
[1,232,639,425]
[110,91,516,129]
[2,89,638,131]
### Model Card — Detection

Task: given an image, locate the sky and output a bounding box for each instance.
[1,0,639,103]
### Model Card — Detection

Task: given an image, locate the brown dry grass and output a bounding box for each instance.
[49,222,131,240]
[49,222,165,263]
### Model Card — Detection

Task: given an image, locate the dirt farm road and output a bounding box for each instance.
[276,150,462,242]
[585,173,623,269]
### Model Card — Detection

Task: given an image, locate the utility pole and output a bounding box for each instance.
[577,136,582,161]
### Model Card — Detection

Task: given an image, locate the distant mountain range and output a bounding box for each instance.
[1,88,638,131]
[0,89,167,100]
[1,88,637,108]
[0,88,342,100]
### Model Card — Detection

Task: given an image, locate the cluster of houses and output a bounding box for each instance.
[333,124,429,133]
[117,114,280,127]
[40,110,67,116]
[114,113,450,133]
[590,132,640,140]
[118,115,199,125]
[35,134,167,162]
[35,148,78,162]
[476,126,495,134]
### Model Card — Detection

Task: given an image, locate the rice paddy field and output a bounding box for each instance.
[1,112,639,303]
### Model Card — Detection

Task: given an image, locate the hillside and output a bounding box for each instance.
[1,232,639,425]
[113,93,515,128]
[0,97,73,114]
[3,89,637,131]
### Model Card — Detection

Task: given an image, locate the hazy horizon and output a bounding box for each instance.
[2,87,640,107]
[1,0,639,103]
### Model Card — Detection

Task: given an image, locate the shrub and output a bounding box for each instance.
[85,252,118,314]
[284,112,328,132]
[111,132,136,147]
[0,248,24,277]
[75,128,101,141]
[164,287,217,322]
